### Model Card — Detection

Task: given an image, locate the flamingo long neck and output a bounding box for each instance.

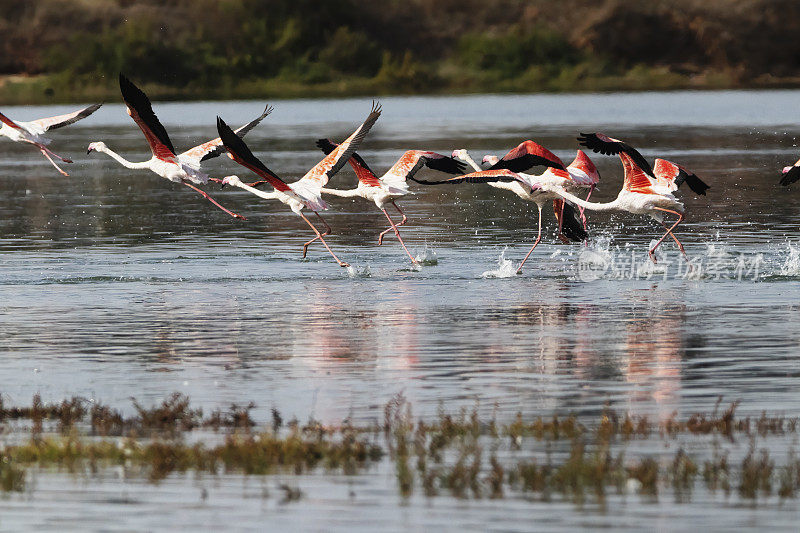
[459,152,483,172]
[553,188,620,212]
[99,146,151,170]
[320,187,362,198]
[229,180,280,201]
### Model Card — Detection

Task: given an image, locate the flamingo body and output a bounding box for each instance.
[87,74,273,219]
[216,103,382,267]
[0,104,102,175]
[315,143,464,265]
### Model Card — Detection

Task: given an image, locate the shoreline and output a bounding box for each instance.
[4,71,800,105]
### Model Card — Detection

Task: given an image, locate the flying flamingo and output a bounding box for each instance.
[314,139,465,266]
[578,133,710,196]
[418,142,595,273]
[87,74,272,219]
[215,102,382,268]
[0,103,102,176]
[481,140,601,233]
[540,146,706,263]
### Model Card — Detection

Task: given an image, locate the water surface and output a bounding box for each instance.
[1,90,800,531]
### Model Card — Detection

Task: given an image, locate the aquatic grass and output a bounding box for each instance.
[0,458,26,493]
[0,393,798,508]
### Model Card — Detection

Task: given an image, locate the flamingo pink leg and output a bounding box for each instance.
[302,211,332,257]
[381,207,418,266]
[38,148,69,176]
[579,185,595,231]
[648,207,686,264]
[378,201,408,245]
[299,211,349,267]
[554,200,569,244]
[517,203,543,274]
[28,141,72,176]
[182,181,246,220]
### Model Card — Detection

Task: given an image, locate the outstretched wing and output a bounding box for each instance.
[315,137,381,187]
[0,111,23,130]
[781,162,800,186]
[487,140,566,172]
[180,104,273,164]
[578,132,653,176]
[27,103,102,133]
[297,101,382,188]
[410,169,533,186]
[620,152,656,194]
[653,158,710,195]
[119,73,176,160]
[216,116,291,193]
[384,150,466,183]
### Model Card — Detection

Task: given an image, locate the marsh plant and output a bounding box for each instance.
[0,392,799,506]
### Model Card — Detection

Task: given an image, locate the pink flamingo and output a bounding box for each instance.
[421,142,598,273]
[88,74,272,219]
[215,103,382,268]
[315,139,465,265]
[0,103,101,176]
[542,151,707,263]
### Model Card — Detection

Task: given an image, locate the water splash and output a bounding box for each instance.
[481,248,518,278]
[779,242,800,276]
[414,245,438,266]
[347,265,371,278]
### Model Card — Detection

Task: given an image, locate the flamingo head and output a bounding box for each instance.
[451,149,470,160]
[220,175,241,188]
[482,154,499,166]
[783,166,793,174]
[86,141,106,154]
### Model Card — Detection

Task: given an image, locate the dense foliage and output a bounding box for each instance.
[1,0,800,100]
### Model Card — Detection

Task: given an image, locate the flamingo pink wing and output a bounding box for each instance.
[180,105,273,164]
[298,102,381,187]
[216,116,292,193]
[315,138,381,187]
[620,152,655,194]
[0,111,23,130]
[119,74,176,162]
[29,103,102,132]
[489,140,566,172]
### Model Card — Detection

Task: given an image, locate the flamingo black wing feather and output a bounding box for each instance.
[578,132,654,176]
[119,73,175,155]
[425,156,467,175]
[674,168,710,195]
[314,138,377,175]
[780,166,800,186]
[216,116,285,186]
[489,154,562,173]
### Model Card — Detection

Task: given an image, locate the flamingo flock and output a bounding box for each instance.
[0,73,735,272]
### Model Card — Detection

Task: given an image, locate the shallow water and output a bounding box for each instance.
[2,90,800,530]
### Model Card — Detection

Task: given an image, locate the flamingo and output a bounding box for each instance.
[87,74,272,220]
[540,145,706,263]
[215,102,382,268]
[481,140,601,233]
[418,142,594,273]
[315,139,465,266]
[0,103,102,176]
[578,133,709,196]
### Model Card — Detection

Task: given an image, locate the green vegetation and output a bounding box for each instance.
[1,392,800,505]
[1,0,799,103]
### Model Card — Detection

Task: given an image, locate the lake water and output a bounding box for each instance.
[1,90,800,531]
